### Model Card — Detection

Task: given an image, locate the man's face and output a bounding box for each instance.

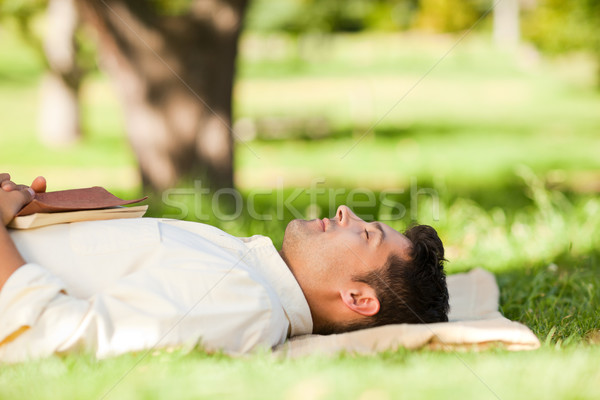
[280,205,412,323]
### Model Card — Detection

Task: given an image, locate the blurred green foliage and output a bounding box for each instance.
[0,0,46,22]
[244,0,600,85]
[245,0,491,33]
[413,0,489,32]
[147,0,194,16]
[0,0,47,65]
[522,0,600,54]
[3,0,600,81]
[0,0,97,76]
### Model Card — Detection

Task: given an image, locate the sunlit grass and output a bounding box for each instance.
[2,345,600,399]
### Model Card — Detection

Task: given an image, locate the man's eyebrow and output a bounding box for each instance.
[374,222,385,246]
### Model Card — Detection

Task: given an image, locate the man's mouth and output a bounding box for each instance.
[317,218,325,231]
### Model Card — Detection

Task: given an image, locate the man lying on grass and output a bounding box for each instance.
[0,173,449,362]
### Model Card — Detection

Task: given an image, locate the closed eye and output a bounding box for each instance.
[364,229,369,240]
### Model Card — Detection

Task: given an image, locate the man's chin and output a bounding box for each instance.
[284,218,306,235]
[281,219,309,257]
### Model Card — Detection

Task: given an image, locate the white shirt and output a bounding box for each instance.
[0,218,312,362]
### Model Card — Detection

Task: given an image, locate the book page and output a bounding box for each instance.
[9,205,149,230]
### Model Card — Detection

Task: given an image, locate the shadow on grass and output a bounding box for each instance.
[247,121,535,142]
[146,179,536,222]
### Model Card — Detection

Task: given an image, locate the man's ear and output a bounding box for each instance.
[339,283,380,317]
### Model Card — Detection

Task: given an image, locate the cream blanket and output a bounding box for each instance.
[275,268,540,357]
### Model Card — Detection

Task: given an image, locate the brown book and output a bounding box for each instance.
[9,187,148,230]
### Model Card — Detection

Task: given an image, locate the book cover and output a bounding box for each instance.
[16,186,147,216]
[9,187,149,229]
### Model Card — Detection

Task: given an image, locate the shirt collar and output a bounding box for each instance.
[241,235,313,337]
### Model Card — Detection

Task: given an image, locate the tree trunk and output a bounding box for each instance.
[39,0,82,146]
[493,0,520,49]
[78,0,247,192]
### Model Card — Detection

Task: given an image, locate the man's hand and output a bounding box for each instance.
[0,173,46,291]
[0,174,47,226]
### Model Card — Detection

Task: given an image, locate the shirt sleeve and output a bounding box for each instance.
[0,263,89,362]
[0,259,284,363]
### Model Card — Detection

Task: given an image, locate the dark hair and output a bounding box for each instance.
[340,224,449,332]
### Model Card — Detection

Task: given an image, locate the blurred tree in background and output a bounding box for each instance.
[0,0,89,145]
[2,0,600,192]
[40,0,84,146]
[77,0,248,192]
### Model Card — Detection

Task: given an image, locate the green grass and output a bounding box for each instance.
[1,26,600,399]
[2,346,600,399]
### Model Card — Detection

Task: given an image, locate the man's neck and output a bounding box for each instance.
[278,250,290,269]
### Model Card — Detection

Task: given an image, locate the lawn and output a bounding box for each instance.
[1,26,599,399]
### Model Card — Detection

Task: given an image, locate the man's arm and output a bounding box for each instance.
[0,174,46,291]
[0,226,27,291]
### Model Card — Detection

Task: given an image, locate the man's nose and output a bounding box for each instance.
[336,205,362,227]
